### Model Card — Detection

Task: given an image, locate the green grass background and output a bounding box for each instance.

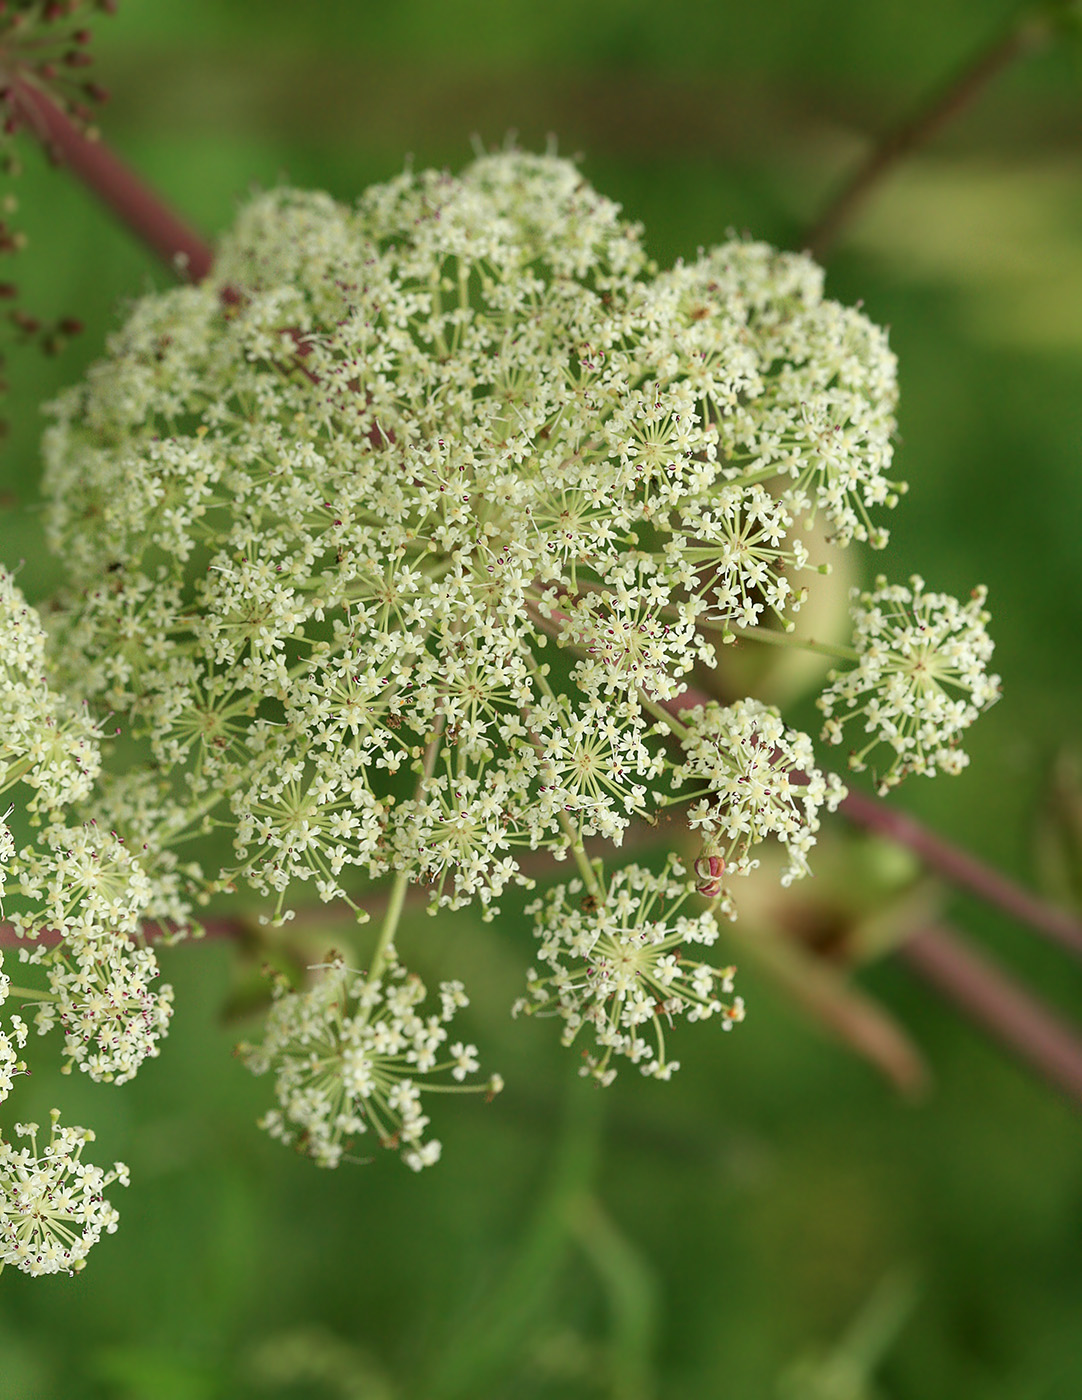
[0,1,1080,1396]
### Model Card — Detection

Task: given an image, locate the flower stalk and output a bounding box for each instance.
[7,75,213,278]
[803,8,1060,260]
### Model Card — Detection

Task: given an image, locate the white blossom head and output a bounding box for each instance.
[671,699,847,888]
[817,575,1001,793]
[0,1110,128,1276]
[239,952,497,1170]
[30,937,174,1084]
[0,145,1006,1281]
[1,817,172,1083]
[515,859,744,1084]
[0,951,28,1103]
[41,153,898,923]
[6,820,154,943]
[0,569,101,814]
[664,245,902,548]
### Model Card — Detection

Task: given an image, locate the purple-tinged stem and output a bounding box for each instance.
[901,922,1082,1110]
[9,75,214,280]
[0,913,245,950]
[839,786,1082,961]
[803,14,1052,262]
[0,819,666,950]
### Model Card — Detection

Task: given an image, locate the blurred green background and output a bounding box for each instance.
[1,1,1081,1396]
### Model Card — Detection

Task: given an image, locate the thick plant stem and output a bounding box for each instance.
[555,809,605,903]
[365,715,447,979]
[9,76,214,280]
[3,982,56,1001]
[638,689,692,741]
[804,12,1054,262]
[840,786,1082,961]
[901,922,1082,1110]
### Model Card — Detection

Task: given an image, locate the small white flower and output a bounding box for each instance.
[514,859,742,1083]
[671,698,846,887]
[0,1110,127,1277]
[449,1042,480,1081]
[818,575,1001,792]
[239,952,493,1170]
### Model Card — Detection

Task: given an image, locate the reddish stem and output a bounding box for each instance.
[8,75,214,280]
[0,913,246,950]
[901,923,1082,1110]
[839,786,1082,961]
[803,15,1051,261]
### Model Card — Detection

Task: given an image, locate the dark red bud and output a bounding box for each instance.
[58,317,83,335]
[63,51,93,68]
[73,28,92,44]
[38,63,57,81]
[0,284,16,299]
[83,82,109,104]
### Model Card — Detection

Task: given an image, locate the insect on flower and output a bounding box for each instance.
[694,851,726,899]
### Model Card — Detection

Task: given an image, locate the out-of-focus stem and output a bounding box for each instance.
[8,75,214,280]
[803,12,1054,261]
[736,625,856,663]
[368,869,409,984]
[840,785,1082,961]
[901,922,1082,1110]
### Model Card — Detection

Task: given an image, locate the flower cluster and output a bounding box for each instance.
[0,153,1000,1275]
[514,860,744,1084]
[818,575,1000,792]
[0,568,100,814]
[239,951,498,1170]
[0,954,28,1103]
[672,699,848,888]
[40,152,902,923]
[7,821,174,1083]
[0,1110,127,1277]
[0,579,171,1273]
